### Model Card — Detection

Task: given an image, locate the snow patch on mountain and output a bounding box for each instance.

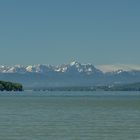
[0,61,102,75]
[0,62,140,74]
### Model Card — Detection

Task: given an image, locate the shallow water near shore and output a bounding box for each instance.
[0,91,140,140]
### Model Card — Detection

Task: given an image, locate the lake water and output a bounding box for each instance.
[0,91,140,140]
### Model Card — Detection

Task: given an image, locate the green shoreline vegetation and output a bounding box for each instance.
[0,81,23,91]
[1,80,140,92]
[31,82,140,91]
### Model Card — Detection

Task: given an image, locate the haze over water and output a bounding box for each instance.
[0,91,140,140]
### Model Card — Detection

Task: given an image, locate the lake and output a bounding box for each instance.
[0,91,140,140]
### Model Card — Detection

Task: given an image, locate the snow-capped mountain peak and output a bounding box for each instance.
[69,60,80,67]
[0,61,101,75]
[0,62,140,75]
[1,62,140,88]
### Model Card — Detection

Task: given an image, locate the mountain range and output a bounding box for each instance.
[0,61,140,89]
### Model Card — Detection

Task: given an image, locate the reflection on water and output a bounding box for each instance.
[0,91,140,140]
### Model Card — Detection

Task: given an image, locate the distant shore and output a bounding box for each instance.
[24,82,140,92]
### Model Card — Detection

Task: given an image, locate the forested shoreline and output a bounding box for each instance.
[0,81,23,91]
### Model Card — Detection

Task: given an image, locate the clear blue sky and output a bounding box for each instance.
[0,0,140,65]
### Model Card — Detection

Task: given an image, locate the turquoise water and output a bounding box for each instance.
[0,91,140,140]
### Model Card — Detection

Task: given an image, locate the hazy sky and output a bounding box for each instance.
[0,0,140,65]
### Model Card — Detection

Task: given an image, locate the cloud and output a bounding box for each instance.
[96,64,140,73]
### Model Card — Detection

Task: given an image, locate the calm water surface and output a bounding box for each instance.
[0,91,140,140]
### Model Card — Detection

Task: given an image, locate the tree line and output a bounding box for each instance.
[0,81,23,91]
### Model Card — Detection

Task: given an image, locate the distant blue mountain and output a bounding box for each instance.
[0,61,140,88]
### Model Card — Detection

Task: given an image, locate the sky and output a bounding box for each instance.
[0,0,140,65]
